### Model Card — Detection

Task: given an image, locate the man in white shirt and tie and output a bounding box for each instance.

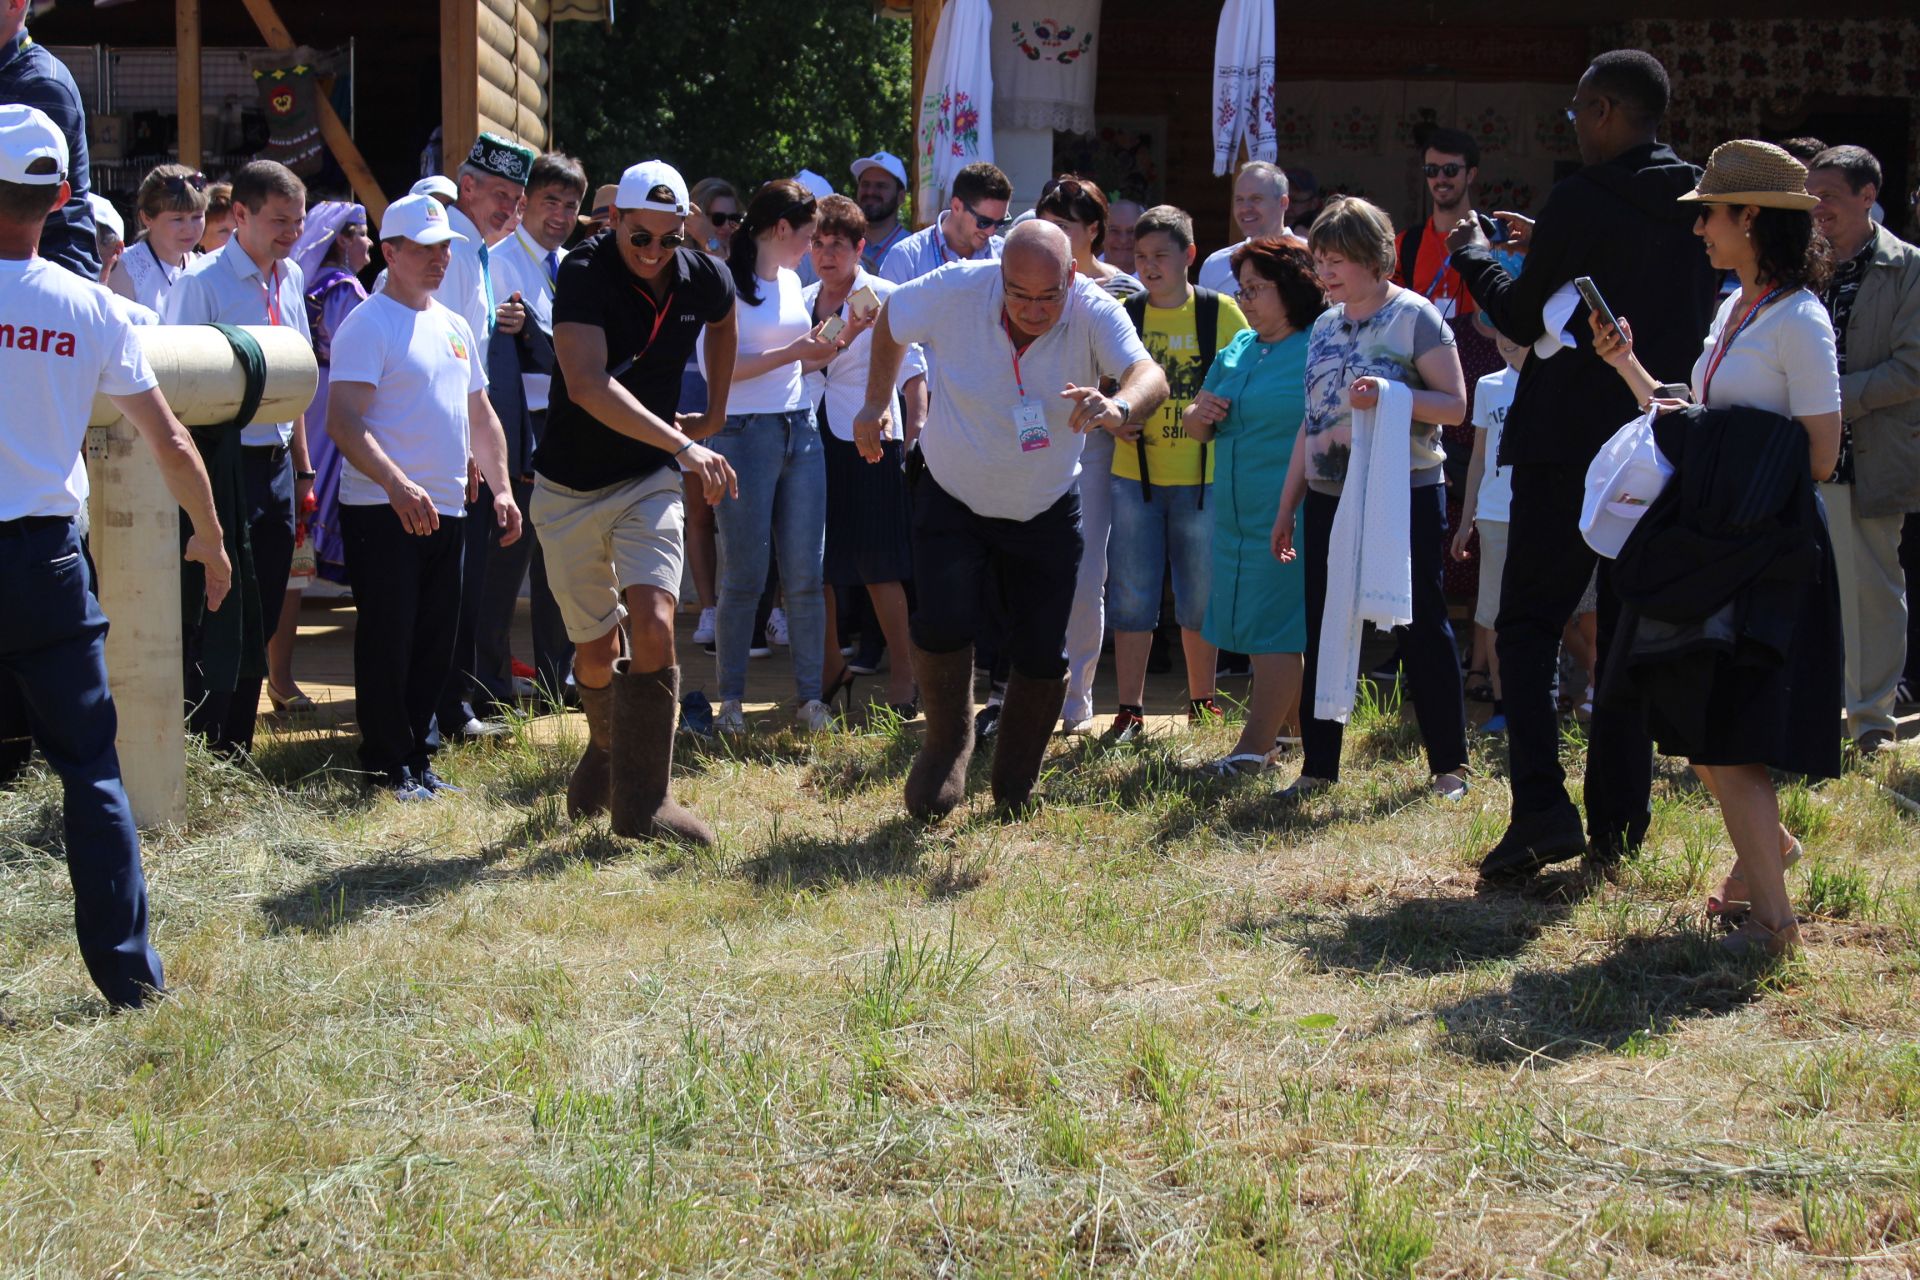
[475,149,585,711]
[432,130,535,742]
[163,158,313,756]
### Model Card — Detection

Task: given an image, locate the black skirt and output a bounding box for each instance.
[821,414,914,587]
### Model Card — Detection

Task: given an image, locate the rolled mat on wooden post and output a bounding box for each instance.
[85,325,317,826]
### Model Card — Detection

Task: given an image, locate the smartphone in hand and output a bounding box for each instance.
[1574,276,1622,336]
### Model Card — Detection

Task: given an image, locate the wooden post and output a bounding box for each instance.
[175,0,202,172]
[237,0,390,221]
[910,0,941,227]
[441,0,481,178]
[85,326,316,826]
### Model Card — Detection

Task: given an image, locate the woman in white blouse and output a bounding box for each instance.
[1593,140,1842,959]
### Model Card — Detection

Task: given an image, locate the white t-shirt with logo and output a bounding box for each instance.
[1472,365,1517,523]
[328,292,488,516]
[728,267,812,415]
[0,257,157,522]
[884,260,1151,521]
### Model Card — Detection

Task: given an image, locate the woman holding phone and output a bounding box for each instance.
[1589,140,1841,959]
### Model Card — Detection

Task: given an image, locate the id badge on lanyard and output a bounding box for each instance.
[1006,313,1049,451]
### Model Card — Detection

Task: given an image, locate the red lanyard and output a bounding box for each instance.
[1002,311,1031,399]
[260,262,282,326]
[1700,286,1784,404]
[627,282,677,362]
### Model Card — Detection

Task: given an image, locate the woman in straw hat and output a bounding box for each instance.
[1588,139,1843,959]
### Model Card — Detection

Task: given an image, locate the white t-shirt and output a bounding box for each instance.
[1690,288,1840,419]
[0,257,157,521]
[1472,365,1517,522]
[884,260,1151,521]
[1196,240,1248,295]
[111,240,188,315]
[329,292,488,515]
[801,270,926,441]
[729,267,810,415]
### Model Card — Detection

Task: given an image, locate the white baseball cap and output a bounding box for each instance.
[1580,414,1674,559]
[795,168,834,200]
[615,160,690,216]
[0,103,68,185]
[380,192,466,245]
[850,152,908,191]
[410,174,459,203]
[87,193,124,239]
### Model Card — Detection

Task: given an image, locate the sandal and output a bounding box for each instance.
[1464,669,1494,703]
[1431,772,1470,801]
[267,683,316,715]
[1200,752,1270,778]
[1720,916,1802,960]
[1705,836,1803,921]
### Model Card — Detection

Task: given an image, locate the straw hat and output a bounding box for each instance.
[1677,140,1818,210]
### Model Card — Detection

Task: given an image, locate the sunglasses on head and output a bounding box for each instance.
[627,229,688,250]
[163,172,209,195]
[707,211,744,227]
[1423,163,1466,179]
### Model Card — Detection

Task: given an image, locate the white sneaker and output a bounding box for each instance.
[715,699,746,733]
[795,699,834,733]
[693,606,717,646]
[1059,715,1096,736]
[767,607,790,648]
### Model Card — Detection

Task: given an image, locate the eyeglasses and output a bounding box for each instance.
[1004,284,1066,304]
[1235,281,1274,302]
[628,229,688,250]
[707,211,744,227]
[962,200,1014,232]
[1422,163,1466,179]
[162,172,208,195]
[1564,96,1606,123]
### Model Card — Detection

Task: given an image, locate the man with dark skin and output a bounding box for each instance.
[1444,50,1719,886]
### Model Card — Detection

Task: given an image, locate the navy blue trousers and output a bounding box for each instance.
[1,516,164,1007]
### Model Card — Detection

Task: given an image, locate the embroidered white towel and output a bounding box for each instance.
[1313,379,1414,724]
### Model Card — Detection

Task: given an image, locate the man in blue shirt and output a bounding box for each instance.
[0,5,97,280]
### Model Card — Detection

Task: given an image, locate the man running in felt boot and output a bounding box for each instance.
[854,220,1165,818]
[533,160,738,845]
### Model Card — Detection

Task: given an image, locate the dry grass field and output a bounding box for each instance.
[4,675,1920,1277]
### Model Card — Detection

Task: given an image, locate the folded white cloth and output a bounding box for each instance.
[1533,282,1581,359]
[1314,380,1414,724]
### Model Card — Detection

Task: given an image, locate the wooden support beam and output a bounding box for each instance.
[441,0,481,180]
[175,0,202,172]
[238,0,389,221]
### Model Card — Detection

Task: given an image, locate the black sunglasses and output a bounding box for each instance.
[707,211,744,227]
[1422,163,1466,179]
[627,229,688,250]
[962,199,1013,232]
[163,171,209,195]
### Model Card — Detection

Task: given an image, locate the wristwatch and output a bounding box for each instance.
[296,469,318,480]
[1111,396,1132,426]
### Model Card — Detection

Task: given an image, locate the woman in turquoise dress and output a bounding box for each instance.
[1185,239,1326,775]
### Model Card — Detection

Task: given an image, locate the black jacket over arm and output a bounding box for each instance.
[1452,143,1721,470]
[1601,404,1840,778]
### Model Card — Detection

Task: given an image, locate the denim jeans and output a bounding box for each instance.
[1108,476,1213,632]
[709,408,826,702]
[0,516,164,1006]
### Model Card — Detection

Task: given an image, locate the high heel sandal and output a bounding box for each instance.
[267,682,316,715]
[1720,915,1802,960]
[823,666,857,711]
[886,690,920,720]
[1705,837,1803,922]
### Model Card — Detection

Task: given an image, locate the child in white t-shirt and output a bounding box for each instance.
[1451,315,1526,732]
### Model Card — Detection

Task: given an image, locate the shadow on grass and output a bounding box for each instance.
[1430,930,1766,1063]
[737,814,949,891]
[804,721,922,800]
[1244,888,1589,977]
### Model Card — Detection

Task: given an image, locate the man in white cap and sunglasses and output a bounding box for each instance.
[325,192,522,800]
[532,159,739,847]
[0,103,230,1006]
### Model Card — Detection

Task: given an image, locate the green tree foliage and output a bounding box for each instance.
[554,0,914,211]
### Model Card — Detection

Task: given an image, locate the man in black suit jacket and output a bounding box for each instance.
[1446,49,1722,884]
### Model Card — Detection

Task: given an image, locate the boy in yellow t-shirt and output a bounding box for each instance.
[1104,205,1248,742]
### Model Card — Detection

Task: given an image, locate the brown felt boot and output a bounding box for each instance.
[567,680,613,820]
[609,661,715,846]
[903,645,977,822]
[990,671,1067,814]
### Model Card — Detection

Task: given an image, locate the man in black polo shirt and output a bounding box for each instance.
[532,159,737,846]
